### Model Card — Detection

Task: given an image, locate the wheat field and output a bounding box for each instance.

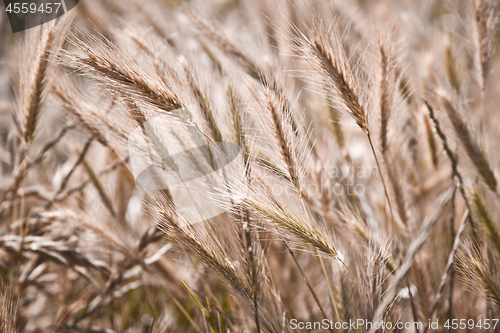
[0,0,500,332]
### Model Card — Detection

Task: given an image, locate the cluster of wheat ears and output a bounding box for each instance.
[0,0,500,332]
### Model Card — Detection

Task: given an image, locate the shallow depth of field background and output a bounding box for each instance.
[1,0,500,332]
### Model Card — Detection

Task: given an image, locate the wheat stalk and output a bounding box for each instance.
[439,92,497,193]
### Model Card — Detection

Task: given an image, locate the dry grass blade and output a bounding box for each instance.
[378,38,396,155]
[242,192,338,259]
[327,105,345,151]
[82,159,116,217]
[56,137,94,195]
[439,92,497,193]
[150,196,285,333]
[283,241,334,333]
[20,16,72,145]
[425,100,479,238]
[386,162,408,225]
[423,209,469,332]
[53,156,130,204]
[261,91,305,195]
[183,63,223,143]
[192,14,308,196]
[226,85,261,332]
[471,188,500,257]
[473,0,498,89]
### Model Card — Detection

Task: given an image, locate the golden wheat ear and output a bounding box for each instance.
[18,14,74,145]
[60,25,184,115]
[456,241,500,311]
[291,13,399,235]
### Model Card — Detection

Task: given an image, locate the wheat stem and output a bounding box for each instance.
[284,241,334,333]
